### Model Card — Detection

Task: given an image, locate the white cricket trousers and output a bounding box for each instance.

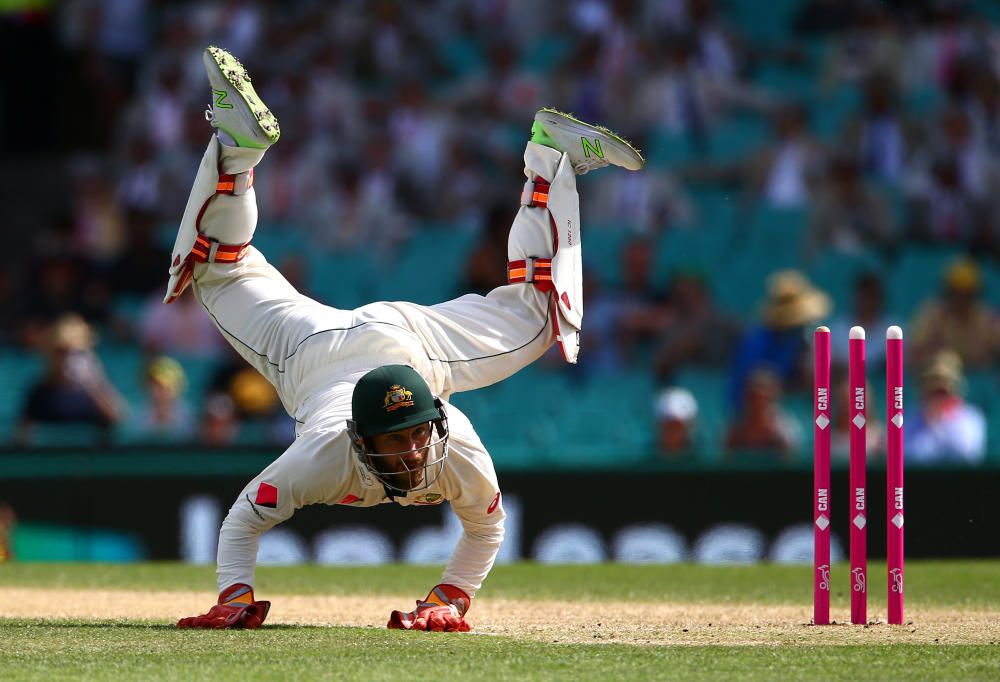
[190,141,570,426]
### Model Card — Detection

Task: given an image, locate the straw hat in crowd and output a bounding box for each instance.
[762,270,832,330]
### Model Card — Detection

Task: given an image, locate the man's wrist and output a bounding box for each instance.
[219,583,256,606]
[424,584,471,615]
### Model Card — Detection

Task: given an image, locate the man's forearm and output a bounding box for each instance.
[216,502,269,591]
[440,525,504,598]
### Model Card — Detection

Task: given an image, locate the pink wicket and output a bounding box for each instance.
[848,326,867,625]
[814,325,904,625]
[886,326,905,624]
[813,327,831,625]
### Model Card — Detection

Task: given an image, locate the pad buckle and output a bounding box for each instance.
[216,168,254,196]
[519,178,550,208]
[507,257,553,284]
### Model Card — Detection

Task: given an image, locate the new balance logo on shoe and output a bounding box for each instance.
[581,137,604,159]
[213,90,234,109]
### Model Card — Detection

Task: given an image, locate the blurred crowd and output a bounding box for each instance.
[2,0,1000,466]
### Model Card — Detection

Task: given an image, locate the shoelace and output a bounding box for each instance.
[204,104,216,124]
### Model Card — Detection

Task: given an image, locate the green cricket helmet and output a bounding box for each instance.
[346,365,449,494]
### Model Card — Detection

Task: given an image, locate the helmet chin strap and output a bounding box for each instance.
[381,482,401,501]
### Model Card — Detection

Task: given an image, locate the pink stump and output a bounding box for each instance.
[849,327,867,625]
[813,327,831,625]
[886,326,905,624]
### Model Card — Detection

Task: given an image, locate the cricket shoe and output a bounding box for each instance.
[203,45,280,149]
[531,108,644,174]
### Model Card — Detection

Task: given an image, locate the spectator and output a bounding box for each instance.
[804,152,893,261]
[932,107,996,200]
[615,237,672,359]
[16,250,98,349]
[0,504,13,562]
[906,151,989,248]
[907,350,986,465]
[688,0,745,85]
[389,79,449,197]
[478,38,543,120]
[116,137,162,216]
[126,356,194,443]
[848,72,908,185]
[970,69,1000,156]
[820,5,908,89]
[309,159,411,257]
[682,103,826,209]
[725,368,801,461]
[907,155,986,245]
[829,272,893,369]
[12,0,1000,473]
[462,204,512,296]
[17,314,124,443]
[576,268,627,376]
[641,34,717,142]
[107,209,171,297]
[581,150,694,235]
[906,107,999,251]
[140,60,188,152]
[653,268,740,380]
[910,4,980,92]
[201,393,239,446]
[138,289,227,358]
[205,347,294,445]
[729,270,831,408]
[554,37,609,126]
[910,258,1000,370]
[752,104,827,209]
[654,386,700,459]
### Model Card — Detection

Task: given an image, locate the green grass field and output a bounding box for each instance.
[3,561,999,681]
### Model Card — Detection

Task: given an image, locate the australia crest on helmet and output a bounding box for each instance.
[384,384,415,412]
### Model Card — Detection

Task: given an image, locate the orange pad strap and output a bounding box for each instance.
[190,233,250,264]
[520,177,550,209]
[508,257,553,285]
[216,168,254,196]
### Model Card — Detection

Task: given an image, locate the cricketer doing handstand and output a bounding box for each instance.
[172,47,643,632]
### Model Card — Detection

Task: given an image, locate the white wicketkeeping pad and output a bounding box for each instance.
[544,152,583,361]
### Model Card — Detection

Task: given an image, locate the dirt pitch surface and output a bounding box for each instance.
[3,587,999,646]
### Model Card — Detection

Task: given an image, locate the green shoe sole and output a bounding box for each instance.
[205,45,280,149]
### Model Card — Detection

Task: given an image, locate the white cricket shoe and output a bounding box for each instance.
[203,45,280,149]
[532,108,644,174]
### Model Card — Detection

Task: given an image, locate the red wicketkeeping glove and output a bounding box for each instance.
[177,583,271,629]
[387,584,471,632]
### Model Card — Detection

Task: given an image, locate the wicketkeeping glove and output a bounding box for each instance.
[177,583,271,629]
[387,584,471,632]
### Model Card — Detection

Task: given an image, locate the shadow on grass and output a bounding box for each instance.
[1,619,368,631]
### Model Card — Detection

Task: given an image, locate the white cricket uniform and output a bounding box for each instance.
[189,141,573,598]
